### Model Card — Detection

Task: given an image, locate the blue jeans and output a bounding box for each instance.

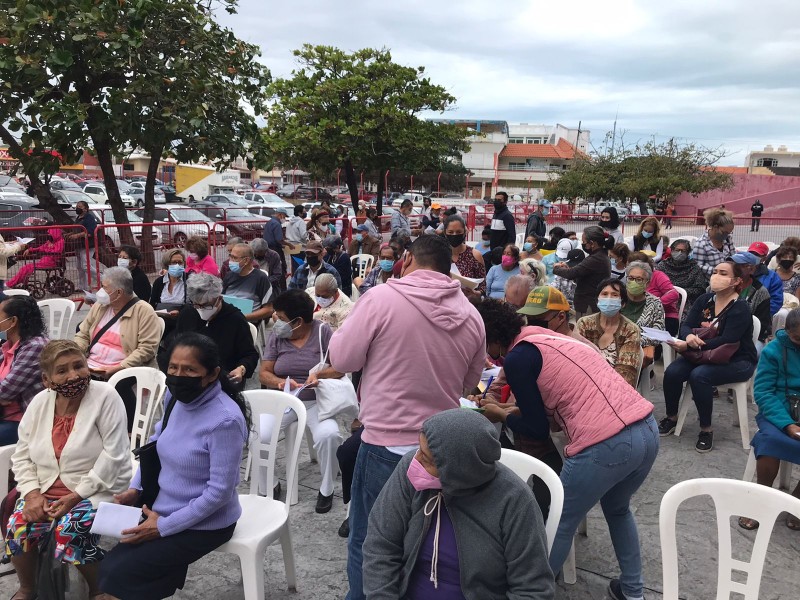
[0,420,19,446]
[663,357,755,428]
[549,415,659,599]
[345,442,403,600]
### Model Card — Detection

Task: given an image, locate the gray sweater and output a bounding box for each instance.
[363,409,554,599]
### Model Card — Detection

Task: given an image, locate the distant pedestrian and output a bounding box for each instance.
[665,203,675,229]
[751,199,764,232]
[490,191,516,250]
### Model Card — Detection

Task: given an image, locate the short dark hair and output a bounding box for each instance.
[476,299,523,349]
[596,278,628,305]
[409,233,451,275]
[495,191,508,202]
[400,199,413,209]
[1,296,46,341]
[583,226,615,251]
[293,204,305,216]
[185,236,208,258]
[777,244,798,261]
[490,246,503,265]
[481,227,492,238]
[76,200,89,211]
[119,245,142,263]
[785,307,800,333]
[272,289,315,323]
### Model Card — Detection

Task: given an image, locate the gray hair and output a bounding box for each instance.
[626,260,653,281]
[786,307,800,333]
[505,274,537,297]
[226,236,243,250]
[314,273,339,294]
[233,243,254,259]
[518,258,546,286]
[102,266,133,296]
[249,237,269,260]
[186,272,223,305]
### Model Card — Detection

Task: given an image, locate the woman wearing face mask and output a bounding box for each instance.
[486,244,521,299]
[693,207,736,278]
[599,207,624,245]
[520,235,544,261]
[149,249,188,315]
[312,273,354,332]
[6,340,130,600]
[628,251,679,336]
[363,207,382,241]
[609,243,630,281]
[655,239,708,307]
[577,279,642,388]
[184,236,220,277]
[0,296,48,445]
[660,261,758,453]
[76,266,161,431]
[259,290,345,513]
[169,273,259,390]
[621,260,667,348]
[445,214,486,298]
[363,409,554,600]
[773,245,800,298]
[307,209,334,243]
[627,217,664,262]
[553,225,614,317]
[117,245,152,301]
[98,333,250,600]
[358,244,398,295]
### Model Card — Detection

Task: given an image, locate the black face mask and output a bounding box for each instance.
[446,234,465,248]
[166,374,206,404]
[582,243,593,254]
[306,255,321,267]
[75,208,83,216]
[493,200,505,211]
[780,259,795,271]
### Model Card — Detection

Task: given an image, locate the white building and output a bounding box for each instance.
[745,145,800,171]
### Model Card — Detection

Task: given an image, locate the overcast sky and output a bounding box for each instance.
[219,0,800,165]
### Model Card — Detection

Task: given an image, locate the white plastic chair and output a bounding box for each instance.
[498,449,563,553]
[660,478,800,600]
[674,316,760,449]
[248,322,258,348]
[2,289,29,296]
[742,447,794,491]
[37,298,76,339]
[215,390,305,599]
[107,367,167,452]
[515,232,525,246]
[674,285,688,319]
[549,431,584,585]
[661,287,687,371]
[350,254,375,280]
[155,316,166,340]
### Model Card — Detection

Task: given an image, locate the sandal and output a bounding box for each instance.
[738,516,759,530]
[787,515,800,531]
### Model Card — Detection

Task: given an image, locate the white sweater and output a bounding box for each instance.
[13,381,132,507]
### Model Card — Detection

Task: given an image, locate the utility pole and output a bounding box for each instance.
[610,110,618,157]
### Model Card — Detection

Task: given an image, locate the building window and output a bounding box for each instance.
[508,137,524,144]
[756,158,778,167]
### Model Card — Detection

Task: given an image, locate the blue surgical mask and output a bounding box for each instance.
[355,234,364,243]
[542,208,550,216]
[168,264,185,278]
[597,298,622,316]
[379,259,394,272]
[641,231,654,239]
[229,260,241,274]
[523,243,533,252]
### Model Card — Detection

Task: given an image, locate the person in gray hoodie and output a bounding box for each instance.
[363,409,555,600]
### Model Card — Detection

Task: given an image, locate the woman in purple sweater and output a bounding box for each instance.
[98,333,251,599]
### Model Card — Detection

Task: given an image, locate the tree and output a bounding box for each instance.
[545,136,734,211]
[260,45,471,214]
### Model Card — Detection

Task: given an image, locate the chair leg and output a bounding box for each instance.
[778,461,793,491]
[674,386,691,437]
[562,541,577,584]
[280,525,298,592]
[284,423,300,505]
[236,550,266,600]
[742,448,757,482]
[243,452,252,482]
[732,384,750,450]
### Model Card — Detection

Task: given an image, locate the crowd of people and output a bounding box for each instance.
[0,196,797,600]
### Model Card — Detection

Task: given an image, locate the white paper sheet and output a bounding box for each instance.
[459,397,479,409]
[90,502,142,538]
[641,327,677,343]
[15,237,34,245]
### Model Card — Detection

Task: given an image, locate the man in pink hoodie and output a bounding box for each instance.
[329,233,486,600]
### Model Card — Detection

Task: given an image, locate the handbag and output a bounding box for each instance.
[36,522,67,600]
[131,396,177,508]
[782,346,800,422]
[310,330,359,422]
[681,301,740,365]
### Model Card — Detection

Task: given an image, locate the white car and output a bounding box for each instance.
[128,181,167,206]
[89,207,162,249]
[133,207,225,246]
[81,183,136,207]
[243,191,294,209]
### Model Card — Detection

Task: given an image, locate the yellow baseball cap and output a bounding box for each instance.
[517,286,571,316]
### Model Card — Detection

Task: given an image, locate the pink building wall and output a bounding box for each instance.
[674,174,800,219]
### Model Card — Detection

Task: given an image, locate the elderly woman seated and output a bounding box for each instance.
[75,266,161,431]
[6,340,130,600]
[259,289,345,514]
[250,237,284,292]
[312,273,354,332]
[169,273,259,390]
[620,259,666,370]
[0,296,49,445]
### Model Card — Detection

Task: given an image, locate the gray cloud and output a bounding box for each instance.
[218,0,800,163]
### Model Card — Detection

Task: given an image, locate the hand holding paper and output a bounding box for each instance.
[641,327,677,343]
[90,502,142,538]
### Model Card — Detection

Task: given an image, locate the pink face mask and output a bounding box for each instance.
[501,255,516,268]
[407,456,442,491]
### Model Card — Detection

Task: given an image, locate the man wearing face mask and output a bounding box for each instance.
[67,200,101,293]
[169,273,259,389]
[347,224,380,261]
[524,199,550,240]
[489,191,516,251]
[288,240,342,291]
[221,243,273,324]
[322,235,353,297]
[285,204,309,273]
[312,273,354,332]
[748,241,784,317]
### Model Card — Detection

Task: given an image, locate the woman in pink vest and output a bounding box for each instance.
[477,299,658,600]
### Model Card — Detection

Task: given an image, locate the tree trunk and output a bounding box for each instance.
[139,148,163,272]
[344,159,359,215]
[375,169,384,218]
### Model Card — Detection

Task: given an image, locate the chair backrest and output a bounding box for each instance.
[3,289,29,297]
[155,317,166,340]
[107,367,167,451]
[243,390,307,505]
[751,315,760,347]
[0,444,15,500]
[498,449,563,553]
[635,345,644,387]
[515,232,525,246]
[673,286,688,318]
[660,478,800,600]
[350,254,375,280]
[37,298,76,340]
[248,322,258,348]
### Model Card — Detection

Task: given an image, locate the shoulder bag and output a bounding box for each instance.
[681,299,739,365]
[131,395,177,508]
[310,329,359,421]
[87,297,140,354]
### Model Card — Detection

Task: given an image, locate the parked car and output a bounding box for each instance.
[80,182,136,207]
[276,183,302,197]
[157,184,181,203]
[191,193,251,209]
[204,207,268,241]
[50,189,99,207]
[48,176,83,192]
[243,191,294,209]
[253,183,279,193]
[128,182,167,207]
[128,175,168,186]
[88,207,162,250]
[285,186,333,201]
[0,176,25,192]
[596,200,631,221]
[133,207,224,246]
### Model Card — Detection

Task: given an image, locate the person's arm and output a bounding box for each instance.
[74,387,132,501]
[485,266,496,295]
[362,457,415,599]
[753,296,771,342]
[246,302,273,323]
[0,240,22,258]
[157,417,246,536]
[74,305,99,353]
[288,267,304,290]
[688,266,710,300]
[234,318,260,378]
[329,296,376,374]
[328,264,343,288]
[616,324,641,388]
[754,345,796,431]
[766,273,784,316]
[501,343,551,439]
[552,255,593,281]
[149,278,162,308]
[652,273,679,311]
[640,299,665,347]
[11,405,41,500]
[0,339,44,405]
[654,238,664,262]
[119,309,161,369]
[503,212,516,246]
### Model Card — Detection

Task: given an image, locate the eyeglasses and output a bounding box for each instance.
[190,301,218,310]
[627,276,647,283]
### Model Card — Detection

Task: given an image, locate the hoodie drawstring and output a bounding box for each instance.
[424,492,443,589]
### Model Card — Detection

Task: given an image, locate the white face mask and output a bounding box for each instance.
[316,295,335,308]
[195,302,220,321]
[117,258,130,269]
[96,288,112,306]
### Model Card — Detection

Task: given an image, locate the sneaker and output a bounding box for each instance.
[608,578,644,600]
[658,417,676,436]
[696,431,714,453]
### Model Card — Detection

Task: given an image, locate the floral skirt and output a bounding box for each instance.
[5,498,104,564]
